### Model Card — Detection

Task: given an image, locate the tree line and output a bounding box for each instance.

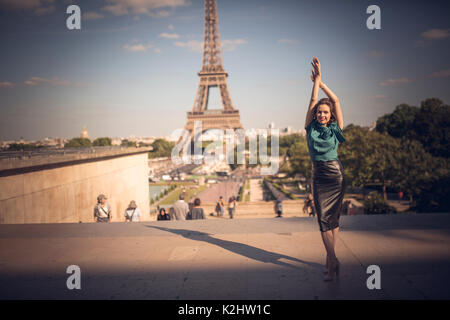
[63,136,176,159]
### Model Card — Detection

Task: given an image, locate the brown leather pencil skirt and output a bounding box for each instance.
[312,159,345,232]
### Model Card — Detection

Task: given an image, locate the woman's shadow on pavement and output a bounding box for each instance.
[147,225,322,271]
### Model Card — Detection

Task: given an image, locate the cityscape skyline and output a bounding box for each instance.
[0,0,449,141]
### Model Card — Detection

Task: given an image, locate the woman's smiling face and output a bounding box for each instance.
[316,104,331,125]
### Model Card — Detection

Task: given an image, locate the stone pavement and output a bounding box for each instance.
[249,179,264,201]
[196,180,242,203]
[0,213,449,299]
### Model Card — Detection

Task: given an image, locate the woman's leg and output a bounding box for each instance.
[321,230,338,278]
[324,227,340,271]
[332,227,339,250]
[321,230,336,260]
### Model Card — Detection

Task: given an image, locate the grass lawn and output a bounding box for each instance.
[158,185,208,205]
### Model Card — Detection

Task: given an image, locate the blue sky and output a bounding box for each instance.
[0,0,449,140]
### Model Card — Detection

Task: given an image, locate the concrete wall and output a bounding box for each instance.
[0,151,150,224]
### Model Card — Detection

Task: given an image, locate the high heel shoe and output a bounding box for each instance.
[323,258,340,281]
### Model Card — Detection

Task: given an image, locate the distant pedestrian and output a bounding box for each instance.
[157,208,170,221]
[124,200,141,222]
[228,196,237,219]
[274,195,283,218]
[173,193,189,220]
[188,198,205,220]
[303,193,316,217]
[217,196,225,217]
[215,201,220,216]
[94,194,112,223]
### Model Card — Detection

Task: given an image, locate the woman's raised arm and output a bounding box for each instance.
[319,82,344,130]
[305,57,320,129]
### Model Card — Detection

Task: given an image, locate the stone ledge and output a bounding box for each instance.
[0,147,151,177]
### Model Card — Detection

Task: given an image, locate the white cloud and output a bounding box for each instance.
[102,0,190,17]
[82,11,105,20]
[0,0,55,15]
[23,76,88,87]
[168,24,174,30]
[277,38,298,45]
[415,28,450,47]
[159,32,180,39]
[124,43,152,52]
[221,38,247,51]
[123,40,160,53]
[0,77,87,88]
[24,76,72,87]
[420,28,450,40]
[428,69,450,78]
[380,77,413,87]
[0,81,15,89]
[152,10,170,17]
[174,40,203,52]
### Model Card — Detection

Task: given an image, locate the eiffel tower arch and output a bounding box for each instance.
[184,0,243,141]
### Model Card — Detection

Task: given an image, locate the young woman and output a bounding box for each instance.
[157,208,170,221]
[305,57,346,281]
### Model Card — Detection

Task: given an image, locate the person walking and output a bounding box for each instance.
[94,194,112,223]
[124,200,141,222]
[305,57,346,281]
[228,196,237,219]
[173,193,189,220]
[216,196,225,217]
[274,195,283,218]
[303,193,316,217]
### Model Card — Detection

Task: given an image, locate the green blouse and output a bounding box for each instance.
[306,119,346,162]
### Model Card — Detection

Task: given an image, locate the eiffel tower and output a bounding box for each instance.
[184,0,243,138]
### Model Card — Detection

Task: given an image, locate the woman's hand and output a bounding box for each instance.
[310,57,321,83]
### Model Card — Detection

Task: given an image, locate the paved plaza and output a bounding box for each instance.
[0,213,449,299]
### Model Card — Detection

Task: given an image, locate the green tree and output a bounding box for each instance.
[339,125,399,201]
[279,134,303,157]
[390,138,440,205]
[64,138,92,148]
[121,139,137,147]
[149,139,175,158]
[92,137,112,146]
[363,191,397,214]
[410,98,450,158]
[375,98,450,158]
[375,103,419,138]
[413,173,450,213]
[286,137,311,179]
[339,125,373,189]
[7,143,44,151]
